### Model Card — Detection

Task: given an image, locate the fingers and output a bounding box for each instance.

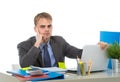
[98,42,108,50]
[34,29,43,48]
[35,27,43,43]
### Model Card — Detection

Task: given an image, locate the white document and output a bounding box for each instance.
[30,66,67,72]
[40,67,67,72]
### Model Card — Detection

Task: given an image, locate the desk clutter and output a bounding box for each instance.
[76,56,92,76]
[6,66,64,81]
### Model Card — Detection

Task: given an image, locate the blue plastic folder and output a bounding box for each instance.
[100,31,120,44]
[6,69,64,81]
[100,31,120,69]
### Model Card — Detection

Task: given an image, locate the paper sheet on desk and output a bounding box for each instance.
[40,67,67,72]
[67,68,77,71]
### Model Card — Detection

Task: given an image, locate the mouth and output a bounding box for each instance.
[45,32,50,35]
[44,33,51,37]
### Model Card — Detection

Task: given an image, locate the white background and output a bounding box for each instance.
[0,0,120,73]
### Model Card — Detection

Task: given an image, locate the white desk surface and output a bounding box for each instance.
[29,70,120,82]
[0,72,22,82]
[1,70,120,82]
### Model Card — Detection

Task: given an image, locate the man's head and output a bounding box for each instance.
[34,12,53,42]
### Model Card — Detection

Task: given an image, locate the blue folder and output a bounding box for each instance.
[100,31,120,44]
[31,72,64,81]
[100,31,120,69]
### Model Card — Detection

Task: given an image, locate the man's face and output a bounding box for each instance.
[34,18,52,40]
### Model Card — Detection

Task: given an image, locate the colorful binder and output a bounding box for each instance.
[6,69,64,81]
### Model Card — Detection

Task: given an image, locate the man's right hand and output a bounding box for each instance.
[34,28,44,48]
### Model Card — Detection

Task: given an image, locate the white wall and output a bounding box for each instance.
[0,0,120,73]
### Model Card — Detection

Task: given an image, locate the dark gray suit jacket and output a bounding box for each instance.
[17,36,82,68]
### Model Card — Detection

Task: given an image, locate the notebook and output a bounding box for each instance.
[81,45,108,72]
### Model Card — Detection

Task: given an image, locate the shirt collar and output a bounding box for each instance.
[40,40,50,49]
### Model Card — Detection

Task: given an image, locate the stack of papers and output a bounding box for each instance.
[30,66,67,73]
[6,67,64,81]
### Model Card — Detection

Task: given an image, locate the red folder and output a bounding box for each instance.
[14,74,48,81]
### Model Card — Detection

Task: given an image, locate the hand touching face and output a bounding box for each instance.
[35,27,44,43]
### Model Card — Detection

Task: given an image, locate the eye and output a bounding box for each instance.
[40,25,45,28]
[48,24,52,28]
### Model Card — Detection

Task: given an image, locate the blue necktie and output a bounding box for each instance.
[43,44,51,67]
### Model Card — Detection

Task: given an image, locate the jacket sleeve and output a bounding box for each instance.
[64,43,83,58]
[60,37,82,59]
[54,36,83,59]
[17,42,42,68]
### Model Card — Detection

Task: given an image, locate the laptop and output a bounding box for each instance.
[81,45,108,72]
[66,45,108,72]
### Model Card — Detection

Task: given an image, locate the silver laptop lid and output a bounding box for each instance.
[81,45,108,72]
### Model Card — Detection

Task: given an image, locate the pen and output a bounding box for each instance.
[76,56,80,63]
[87,59,92,76]
[76,56,81,75]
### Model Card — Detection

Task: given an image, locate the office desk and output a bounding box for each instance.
[1,71,120,82]
[0,72,22,82]
[28,71,120,82]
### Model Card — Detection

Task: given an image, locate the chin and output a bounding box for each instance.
[44,37,50,42]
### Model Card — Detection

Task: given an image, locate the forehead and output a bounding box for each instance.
[38,18,52,25]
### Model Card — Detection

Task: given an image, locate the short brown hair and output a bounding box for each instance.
[34,12,52,26]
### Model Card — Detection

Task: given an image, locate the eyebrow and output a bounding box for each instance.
[40,24,52,27]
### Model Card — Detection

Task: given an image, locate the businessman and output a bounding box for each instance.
[17,12,107,68]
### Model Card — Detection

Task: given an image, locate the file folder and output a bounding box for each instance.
[100,31,120,69]
[6,69,64,81]
[100,31,120,44]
